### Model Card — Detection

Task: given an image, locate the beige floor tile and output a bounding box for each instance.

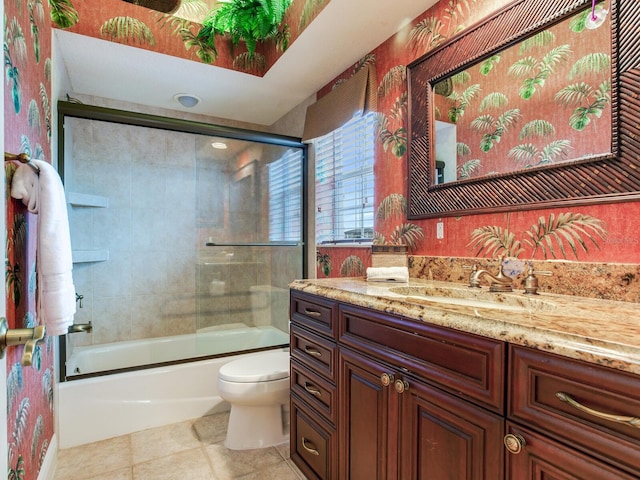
[238,461,303,480]
[132,448,216,480]
[205,443,284,479]
[85,468,133,480]
[286,458,307,480]
[274,441,290,460]
[192,412,230,445]
[56,436,131,480]
[130,420,202,464]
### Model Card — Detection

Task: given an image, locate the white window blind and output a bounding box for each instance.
[268,148,303,242]
[315,112,375,244]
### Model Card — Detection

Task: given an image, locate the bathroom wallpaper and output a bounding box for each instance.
[314,0,640,304]
[52,0,327,76]
[4,0,56,478]
[42,1,639,296]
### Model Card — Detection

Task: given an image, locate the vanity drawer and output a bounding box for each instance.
[291,358,336,425]
[339,303,505,412]
[291,396,337,480]
[509,346,640,476]
[290,291,337,339]
[505,422,639,479]
[291,324,337,381]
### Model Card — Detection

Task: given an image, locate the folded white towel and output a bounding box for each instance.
[366,266,409,283]
[11,160,76,336]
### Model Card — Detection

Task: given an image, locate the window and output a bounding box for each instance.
[315,112,375,244]
[268,148,303,242]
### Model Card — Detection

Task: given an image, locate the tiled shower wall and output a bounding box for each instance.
[66,117,198,347]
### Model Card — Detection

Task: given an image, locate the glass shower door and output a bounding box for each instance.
[195,138,304,354]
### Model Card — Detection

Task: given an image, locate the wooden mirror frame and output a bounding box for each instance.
[407,0,639,219]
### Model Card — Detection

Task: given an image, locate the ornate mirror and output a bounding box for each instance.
[407,0,639,219]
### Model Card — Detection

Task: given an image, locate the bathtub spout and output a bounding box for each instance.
[67,323,92,334]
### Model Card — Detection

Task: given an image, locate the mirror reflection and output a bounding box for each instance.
[432,6,611,184]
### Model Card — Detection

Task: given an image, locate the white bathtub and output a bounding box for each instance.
[57,326,289,448]
[65,324,288,377]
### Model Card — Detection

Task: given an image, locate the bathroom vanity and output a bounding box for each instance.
[288,278,640,479]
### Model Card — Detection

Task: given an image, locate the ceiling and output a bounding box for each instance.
[54,0,436,126]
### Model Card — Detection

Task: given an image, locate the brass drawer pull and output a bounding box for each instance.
[304,345,322,357]
[303,308,322,317]
[301,437,320,456]
[304,382,322,397]
[504,433,526,454]
[556,392,640,428]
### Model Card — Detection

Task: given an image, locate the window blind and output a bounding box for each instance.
[315,112,375,244]
[268,149,303,242]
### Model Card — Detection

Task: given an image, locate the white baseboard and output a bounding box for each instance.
[38,433,58,480]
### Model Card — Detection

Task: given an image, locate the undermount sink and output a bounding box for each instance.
[387,285,558,313]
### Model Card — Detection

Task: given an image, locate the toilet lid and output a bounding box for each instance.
[218,351,290,383]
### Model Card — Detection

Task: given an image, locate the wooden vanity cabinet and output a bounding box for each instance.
[290,290,640,479]
[507,345,640,478]
[289,292,339,480]
[338,303,505,479]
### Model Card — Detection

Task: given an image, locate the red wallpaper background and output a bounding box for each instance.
[315,0,639,278]
[5,0,56,477]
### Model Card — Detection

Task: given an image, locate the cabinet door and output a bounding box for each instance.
[400,376,504,480]
[505,423,638,480]
[338,347,398,480]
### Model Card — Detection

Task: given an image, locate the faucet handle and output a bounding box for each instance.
[463,264,481,288]
[523,264,553,295]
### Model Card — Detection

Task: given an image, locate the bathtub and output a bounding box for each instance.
[65,324,288,377]
[57,326,289,448]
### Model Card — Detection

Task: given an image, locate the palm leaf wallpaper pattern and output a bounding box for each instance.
[432,7,610,181]
[5,0,56,475]
[469,213,607,260]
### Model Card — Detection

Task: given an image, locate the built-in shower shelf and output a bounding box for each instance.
[68,192,108,208]
[72,249,109,264]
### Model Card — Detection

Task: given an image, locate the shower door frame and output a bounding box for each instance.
[56,100,308,382]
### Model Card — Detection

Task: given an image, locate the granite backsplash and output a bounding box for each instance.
[409,256,640,303]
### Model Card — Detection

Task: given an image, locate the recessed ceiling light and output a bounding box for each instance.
[173,93,201,108]
[211,142,228,150]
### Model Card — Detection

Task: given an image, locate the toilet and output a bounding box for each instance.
[217,351,290,450]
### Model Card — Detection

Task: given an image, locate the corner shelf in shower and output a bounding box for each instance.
[67,192,109,208]
[72,249,109,264]
[67,192,110,263]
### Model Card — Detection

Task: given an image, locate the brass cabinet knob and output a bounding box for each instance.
[380,373,395,387]
[394,379,410,394]
[504,433,526,454]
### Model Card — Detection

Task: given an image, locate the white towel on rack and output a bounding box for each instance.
[366,266,410,283]
[10,160,76,336]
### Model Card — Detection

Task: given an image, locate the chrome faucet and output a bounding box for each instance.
[468,259,513,292]
[67,323,92,334]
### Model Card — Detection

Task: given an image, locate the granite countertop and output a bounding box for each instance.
[290,277,640,375]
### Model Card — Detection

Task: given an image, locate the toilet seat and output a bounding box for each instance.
[219,351,289,383]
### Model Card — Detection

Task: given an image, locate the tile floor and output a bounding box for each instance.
[54,411,306,480]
